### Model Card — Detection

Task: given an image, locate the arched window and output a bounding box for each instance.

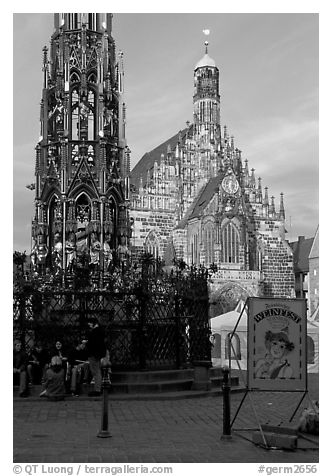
[211,333,221,359]
[145,232,159,259]
[47,195,61,247]
[221,222,240,264]
[70,89,95,141]
[88,72,97,84]
[87,90,95,140]
[307,336,315,364]
[75,194,91,231]
[204,222,215,266]
[225,333,241,360]
[70,72,80,84]
[71,89,79,140]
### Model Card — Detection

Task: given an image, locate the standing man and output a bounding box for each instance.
[86,317,107,396]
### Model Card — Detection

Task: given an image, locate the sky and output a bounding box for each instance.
[13,11,319,252]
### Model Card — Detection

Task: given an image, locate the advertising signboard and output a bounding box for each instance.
[247,297,307,391]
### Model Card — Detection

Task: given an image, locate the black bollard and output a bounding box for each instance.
[97,358,112,438]
[221,366,232,439]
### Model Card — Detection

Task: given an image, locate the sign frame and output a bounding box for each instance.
[247,297,307,392]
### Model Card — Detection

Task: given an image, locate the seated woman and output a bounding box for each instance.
[40,356,65,400]
[51,340,70,392]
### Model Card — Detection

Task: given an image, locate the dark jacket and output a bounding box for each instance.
[69,346,88,366]
[13,349,28,371]
[29,348,50,368]
[87,325,106,359]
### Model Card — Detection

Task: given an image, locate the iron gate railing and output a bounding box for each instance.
[13,266,211,370]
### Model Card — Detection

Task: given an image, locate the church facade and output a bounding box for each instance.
[30,13,131,277]
[129,40,295,313]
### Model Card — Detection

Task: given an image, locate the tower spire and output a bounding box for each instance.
[279,192,285,220]
[31,13,130,278]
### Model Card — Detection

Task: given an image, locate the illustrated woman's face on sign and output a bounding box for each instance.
[270,339,287,359]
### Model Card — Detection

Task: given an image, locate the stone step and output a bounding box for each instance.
[14,368,240,397]
[14,379,195,396]
[111,379,194,394]
[111,369,194,383]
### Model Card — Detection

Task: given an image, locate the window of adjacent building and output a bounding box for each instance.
[314,269,317,276]
[314,288,317,295]
[221,222,240,263]
[306,336,315,364]
[225,333,241,360]
[211,333,221,359]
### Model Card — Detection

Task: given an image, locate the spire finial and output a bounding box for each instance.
[203,29,210,54]
[279,192,285,220]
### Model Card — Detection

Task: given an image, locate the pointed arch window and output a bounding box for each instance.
[70,71,80,84]
[204,222,215,266]
[47,194,62,240]
[87,90,95,140]
[145,232,160,259]
[71,144,79,166]
[75,194,91,230]
[105,197,117,250]
[221,222,240,264]
[71,89,79,140]
[88,72,97,84]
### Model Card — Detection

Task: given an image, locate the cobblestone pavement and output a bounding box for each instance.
[13,377,319,464]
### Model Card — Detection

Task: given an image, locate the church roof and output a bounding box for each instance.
[176,175,221,229]
[308,226,319,259]
[195,53,216,69]
[189,175,220,219]
[130,127,189,188]
[289,236,315,273]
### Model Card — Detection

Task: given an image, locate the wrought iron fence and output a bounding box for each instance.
[13,264,211,370]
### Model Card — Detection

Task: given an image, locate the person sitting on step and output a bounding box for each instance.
[27,342,49,385]
[68,339,90,396]
[40,356,66,400]
[13,341,28,398]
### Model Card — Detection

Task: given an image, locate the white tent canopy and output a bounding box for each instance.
[210,301,319,373]
[210,302,248,370]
